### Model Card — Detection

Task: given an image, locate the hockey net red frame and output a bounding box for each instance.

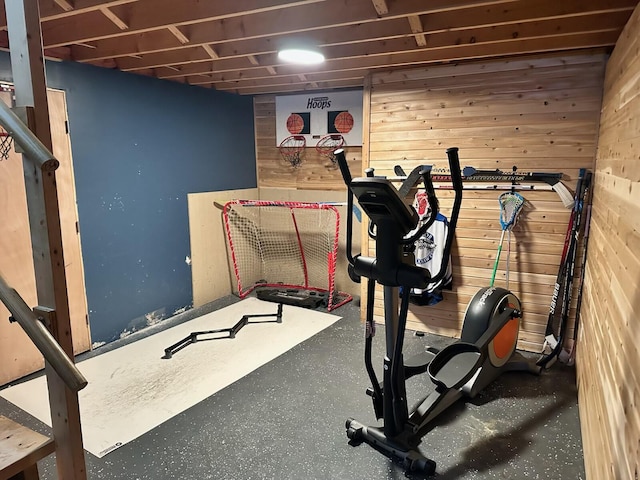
[222,200,352,311]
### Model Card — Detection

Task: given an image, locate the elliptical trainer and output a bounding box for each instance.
[334,147,540,474]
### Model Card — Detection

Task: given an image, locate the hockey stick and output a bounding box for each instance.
[565,203,592,366]
[433,184,554,192]
[461,166,563,181]
[537,169,592,369]
[394,164,573,208]
[396,166,553,196]
[396,164,427,198]
[452,167,573,208]
[536,170,585,367]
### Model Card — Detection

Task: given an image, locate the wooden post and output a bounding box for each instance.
[4,1,87,478]
[359,74,372,321]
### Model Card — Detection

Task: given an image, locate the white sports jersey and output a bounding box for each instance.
[408,190,452,298]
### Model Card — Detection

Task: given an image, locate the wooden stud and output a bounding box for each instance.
[407,15,427,46]
[247,55,260,66]
[360,74,373,317]
[202,44,219,59]
[6,1,140,24]
[168,25,190,44]
[99,6,128,30]
[53,0,74,12]
[4,1,87,478]
[371,0,389,15]
[266,65,277,75]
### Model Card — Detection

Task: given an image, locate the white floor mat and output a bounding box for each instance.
[0,298,341,458]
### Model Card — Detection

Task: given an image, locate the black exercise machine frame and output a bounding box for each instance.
[336,146,464,421]
[334,147,539,473]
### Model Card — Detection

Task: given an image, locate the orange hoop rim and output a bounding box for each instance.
[279,134,306,149]
[279,135,306,167]
[315,134,344,155]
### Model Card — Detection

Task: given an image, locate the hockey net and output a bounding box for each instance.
[222,200,352,311]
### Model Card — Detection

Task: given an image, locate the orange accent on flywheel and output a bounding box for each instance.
[492,319,519,359]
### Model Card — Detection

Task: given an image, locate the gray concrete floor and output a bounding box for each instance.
[0,295,584,479]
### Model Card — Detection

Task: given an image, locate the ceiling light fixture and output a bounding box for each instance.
[277,48,325,65]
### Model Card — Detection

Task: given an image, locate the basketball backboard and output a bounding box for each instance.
[275,90,363,147]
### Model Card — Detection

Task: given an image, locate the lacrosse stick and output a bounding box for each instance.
[490,192,525,288]
[505,194,525,289]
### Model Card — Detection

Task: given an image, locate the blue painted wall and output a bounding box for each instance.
[0,53,256,343]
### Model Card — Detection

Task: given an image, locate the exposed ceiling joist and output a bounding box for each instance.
[40,0,326,48]
[0,0,632,95]
[69,0,633,66]
[120,12,626,76]
[43,0,516,49]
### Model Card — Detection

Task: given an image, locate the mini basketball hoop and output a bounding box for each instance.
[286,113,305,135]
[315,134,344,164]
[0,127,14,161]
[279,135,306,168]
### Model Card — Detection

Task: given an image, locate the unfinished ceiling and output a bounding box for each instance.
[0,0,637,95]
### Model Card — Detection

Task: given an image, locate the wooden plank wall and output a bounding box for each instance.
[367,53,606,352]
[254,95,362,190]
[577,4,640,479]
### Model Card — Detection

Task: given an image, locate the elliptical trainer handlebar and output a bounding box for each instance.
[334,147,463,288]
[336,148,353,185]
[334,148,356,266]
[431,147,462,285]
[445,147,463,191]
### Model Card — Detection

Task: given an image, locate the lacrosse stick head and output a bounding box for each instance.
[498,192,525,230]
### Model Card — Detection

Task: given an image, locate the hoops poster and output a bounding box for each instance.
[275,90,363,147]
